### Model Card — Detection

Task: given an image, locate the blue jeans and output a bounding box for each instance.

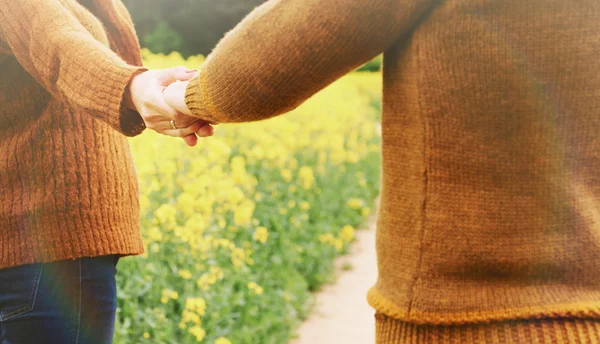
[0,255,119,344]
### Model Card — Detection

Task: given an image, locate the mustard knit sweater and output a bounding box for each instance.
[0,0,146,268]
[184,0,600,342]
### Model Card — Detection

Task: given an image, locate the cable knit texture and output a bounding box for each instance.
[185,0,600,342]
[0,0,146,269]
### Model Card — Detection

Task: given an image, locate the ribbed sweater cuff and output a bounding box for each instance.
[184,72,223,123]
[376,314,600,343]
[96,64,147,137]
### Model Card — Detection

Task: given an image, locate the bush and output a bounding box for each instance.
[114,52,382,344]
[123,0,266,56]
[142,21,183,55]
[356,55,382,72]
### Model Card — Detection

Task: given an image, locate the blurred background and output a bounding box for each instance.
[122,0,381,71]
[117,1,382,343]
[123,0,266,56]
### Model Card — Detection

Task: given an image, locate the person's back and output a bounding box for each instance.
[165,0,600,341]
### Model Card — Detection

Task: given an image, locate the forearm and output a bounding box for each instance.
[184,0,433,123]
[0,0,146,136]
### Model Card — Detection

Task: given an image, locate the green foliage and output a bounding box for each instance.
[142,21,183,55]
[356,55,382,72]
[123,0,266,56]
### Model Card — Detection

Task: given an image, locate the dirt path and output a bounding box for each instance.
[291,214,378,344]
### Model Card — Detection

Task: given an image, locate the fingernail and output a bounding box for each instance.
[185,69,198,73]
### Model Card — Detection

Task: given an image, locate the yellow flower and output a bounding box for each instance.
[233,200,255,226]
[185,297,207,316]
[161,289,179,303]
[215,337,232,344]
[147,226,163,243]
[189,325,206,342]
[154,203,177,228]
[346,151,360,163]
[280,169,292,182]
[346,198,364,210]
[247,282,264,295]
[181,310,201,325]
[143,332,150,339]
[340,225,355,242]
[178,269,192,280]
[228,187,244,205]
[299,201,311,211]
[362,207,371,217]
[196,278,208,291]
[231,247,247,269]
[298,166,315,189]
[253,227,269,243]
[210,266,225,280]
[319,233,334,244]
[230,155,246,170]
[176,192,197,217]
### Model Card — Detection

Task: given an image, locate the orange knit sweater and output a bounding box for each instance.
[184,0,600,342]
[0,0,146,268]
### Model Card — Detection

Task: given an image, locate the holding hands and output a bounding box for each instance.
[124,66,212,147]
[162,79,193,116]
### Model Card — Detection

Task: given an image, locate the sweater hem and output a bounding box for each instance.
[375,313,600,343]
[368,287,600,325]
[0,245,145,270]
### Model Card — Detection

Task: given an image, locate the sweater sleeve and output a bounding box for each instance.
[184,0,433,123]
[0,0,146,137]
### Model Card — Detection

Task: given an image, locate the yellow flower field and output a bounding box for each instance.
[113,50,382,344]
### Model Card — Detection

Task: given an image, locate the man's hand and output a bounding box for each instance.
[124,66,213,146]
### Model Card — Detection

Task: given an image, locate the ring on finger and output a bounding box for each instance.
[169,120,177,130]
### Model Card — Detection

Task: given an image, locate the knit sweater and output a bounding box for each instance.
[0,0,147,269]
[184,0,600,342]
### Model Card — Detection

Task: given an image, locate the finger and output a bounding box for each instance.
[156,66,198,85]
[161,120,205,138]
[147,91,197,128]
[183,134,198,147]
[163,81,193,116]
[196,123,215,137]
[140,112,167,130]
[146,90,179,117]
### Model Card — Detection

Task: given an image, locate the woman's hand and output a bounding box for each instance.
[163,79,193,116]
[124,66,213,146]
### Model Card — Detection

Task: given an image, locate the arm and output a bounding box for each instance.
[0,0,145,136]
[176,0,433,123]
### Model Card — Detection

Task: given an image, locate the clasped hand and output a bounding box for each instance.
[124,66,211,147]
